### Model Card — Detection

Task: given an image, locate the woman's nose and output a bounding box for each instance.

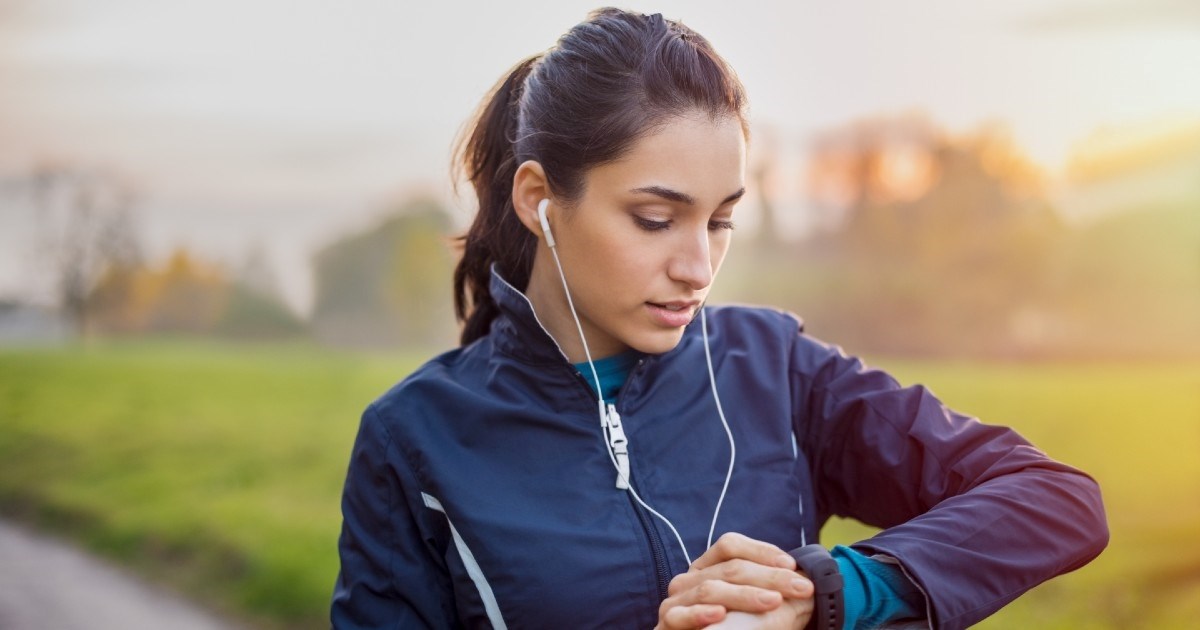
[667,228,714,291]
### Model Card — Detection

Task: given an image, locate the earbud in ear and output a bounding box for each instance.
[537,198,556,248]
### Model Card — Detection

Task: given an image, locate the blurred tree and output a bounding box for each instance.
[311,196,456,349]
[1047,202,1200,358]
[213,282,307,340]
[87,262,145,334]
[28,162,143,336]
[721,112,1199,360]
[806,113,942,226]
[145,249,228,333]
[89,248,231,336]
[1045,117,1200,357]
[214,245,306,339]
[749,115,1062,358]
[749,122,783,251]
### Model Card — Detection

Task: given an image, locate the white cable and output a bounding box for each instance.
[547,246,601,402]
[602,418,695,566]
[548,243,696,564]
[701,307,737,550]
[546,241,736,568]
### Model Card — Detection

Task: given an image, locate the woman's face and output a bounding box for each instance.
[526,111,747,361]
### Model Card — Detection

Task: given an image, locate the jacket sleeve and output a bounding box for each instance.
[789,329,1109,630]
[331,403,458,629]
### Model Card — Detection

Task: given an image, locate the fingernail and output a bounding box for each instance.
[791,577,812,595]
[775,554,795,568]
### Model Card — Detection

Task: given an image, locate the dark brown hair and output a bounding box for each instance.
[451,7,750,345]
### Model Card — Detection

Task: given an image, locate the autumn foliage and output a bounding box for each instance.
[87,249,302,338]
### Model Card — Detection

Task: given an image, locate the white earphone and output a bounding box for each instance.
[537,198,556,248]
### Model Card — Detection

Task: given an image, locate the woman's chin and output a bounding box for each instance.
[625,328,687,356]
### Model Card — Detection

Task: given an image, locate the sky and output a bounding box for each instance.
[2,0,1199,312]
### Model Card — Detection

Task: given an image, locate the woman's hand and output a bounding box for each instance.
[654,533,814,629]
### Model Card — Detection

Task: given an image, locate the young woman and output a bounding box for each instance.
[331,8,1108,629]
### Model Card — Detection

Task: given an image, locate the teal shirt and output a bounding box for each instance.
[575,350,642,403]
[832,545,924,629]
[572,355,925,629]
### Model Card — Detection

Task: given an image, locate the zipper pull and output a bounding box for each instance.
[605,403,631,490]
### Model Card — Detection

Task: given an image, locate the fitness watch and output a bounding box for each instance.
[789,544,844,630]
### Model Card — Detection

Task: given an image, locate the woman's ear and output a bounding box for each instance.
[512,160,552,240]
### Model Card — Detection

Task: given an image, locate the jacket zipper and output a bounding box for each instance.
[569,360,673,602]
[628,490,672,601]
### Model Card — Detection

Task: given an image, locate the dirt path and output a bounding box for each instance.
[0,518,246,630]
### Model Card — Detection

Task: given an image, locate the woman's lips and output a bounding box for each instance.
[645,301,698,327]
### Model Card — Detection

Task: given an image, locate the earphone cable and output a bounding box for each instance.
[701,306,736,550]
[602,419,695,566]
[546,236,738,567]
[548,247,603,405]
[549,243,696,564]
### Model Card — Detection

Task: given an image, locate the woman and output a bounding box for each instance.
[331,8,1108,629]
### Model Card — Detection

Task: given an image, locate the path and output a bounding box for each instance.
[0,518,246,630]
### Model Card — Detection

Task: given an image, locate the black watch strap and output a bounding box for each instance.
[789,544,844,630]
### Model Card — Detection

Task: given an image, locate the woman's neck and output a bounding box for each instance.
[524,256,627,364]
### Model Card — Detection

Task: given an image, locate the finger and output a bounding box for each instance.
[702,610,767,630]
[670,559,813,599]
[661,603,726,629]
[670,578,785,613]
[691,532,796,572]
[786,595,815,628]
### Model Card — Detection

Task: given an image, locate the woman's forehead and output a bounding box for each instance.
[586,114,746,204]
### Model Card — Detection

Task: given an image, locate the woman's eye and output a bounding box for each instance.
[634,216,671,231]
[709,219,736,231]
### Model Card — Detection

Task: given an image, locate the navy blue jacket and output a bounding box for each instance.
[331,267,1108,629]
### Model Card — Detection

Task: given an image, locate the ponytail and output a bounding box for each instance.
[451,54,542,345]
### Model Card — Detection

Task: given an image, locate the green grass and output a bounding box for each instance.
[1,341,1198,628]
[0,339,425,628]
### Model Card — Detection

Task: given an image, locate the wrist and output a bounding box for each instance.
[832,552,866,630]
[789,544,844,630]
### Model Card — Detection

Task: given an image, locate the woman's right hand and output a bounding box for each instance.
[654,533,814,629]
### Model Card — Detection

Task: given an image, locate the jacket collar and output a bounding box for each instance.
[487,263,573,365]
[486,262,701,367]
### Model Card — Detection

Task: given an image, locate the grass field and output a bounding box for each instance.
[1,340,1197,628]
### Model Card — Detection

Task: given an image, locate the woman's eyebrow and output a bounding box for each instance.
[629,185,746,206]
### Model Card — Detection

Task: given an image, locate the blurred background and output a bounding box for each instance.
[1,0,1197,628]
